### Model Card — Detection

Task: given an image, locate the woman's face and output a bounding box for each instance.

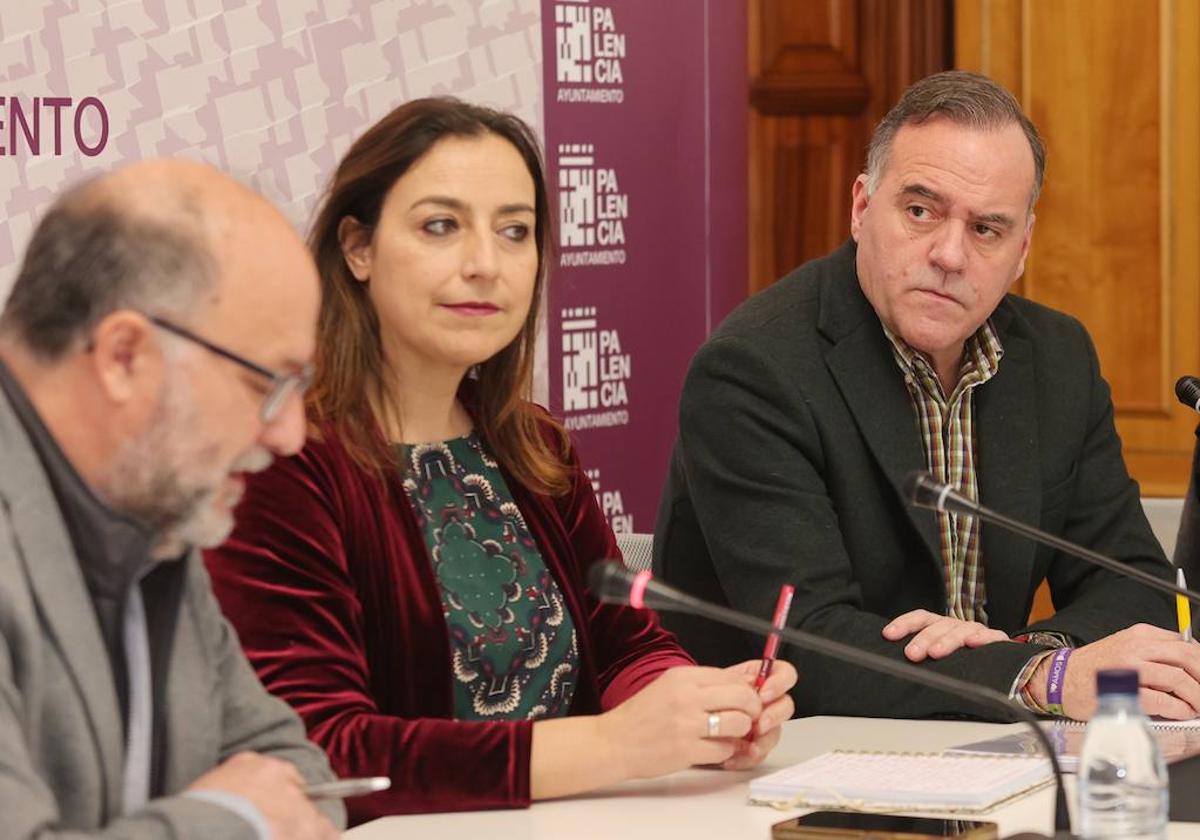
[341,132,539,376]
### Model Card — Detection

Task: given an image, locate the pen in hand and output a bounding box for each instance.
[754,584,795,691]
[304,776,391,800]
[1178,567,1193,643]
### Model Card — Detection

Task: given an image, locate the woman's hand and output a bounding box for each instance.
[882,609,1009,661]
[531,661,797,799]
[717,659,797,770]
[596,665,763,780]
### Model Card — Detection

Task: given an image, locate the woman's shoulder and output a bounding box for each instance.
[302,420,354,462]
[251,421,379,499]
[526,399,568,435]
[516,402,588,495]
[268,422,349,478]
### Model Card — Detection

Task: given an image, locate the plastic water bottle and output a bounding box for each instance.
[1077,668,1167,839]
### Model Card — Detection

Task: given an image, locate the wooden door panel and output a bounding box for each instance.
[748,0,950,293]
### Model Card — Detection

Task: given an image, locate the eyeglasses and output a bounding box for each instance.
[147,315,314,423]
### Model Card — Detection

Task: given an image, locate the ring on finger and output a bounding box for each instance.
[706,711,721,738]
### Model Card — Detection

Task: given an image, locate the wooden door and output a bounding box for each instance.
[748,0,953,293]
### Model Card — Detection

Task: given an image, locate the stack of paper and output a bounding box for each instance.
[947,719,1200,773]
[749,750,1052,812]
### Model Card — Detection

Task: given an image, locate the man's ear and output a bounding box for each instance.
[338,216,374,282]
[850,174,871,242]
[88,311,162,404]
[1013,212,1036,280]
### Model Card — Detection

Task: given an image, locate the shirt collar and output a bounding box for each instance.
[882,320,1005,400]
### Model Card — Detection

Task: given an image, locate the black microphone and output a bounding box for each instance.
[589,561,1074,837]
[1176,376,1200,412]
[904,472,1200,606]
[906,471,978,516]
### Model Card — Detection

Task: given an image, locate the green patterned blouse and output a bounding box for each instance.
[399,433,580,720]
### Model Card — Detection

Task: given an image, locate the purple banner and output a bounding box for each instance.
[542,0,747,534]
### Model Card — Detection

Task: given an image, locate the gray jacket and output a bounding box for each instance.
[0,387,345,837]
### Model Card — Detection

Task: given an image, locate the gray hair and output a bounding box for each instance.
[865,70,1045,208]
[0,179,216,361]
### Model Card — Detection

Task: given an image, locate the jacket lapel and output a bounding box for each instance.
[0,391,124,817]
[819,244,943,570]
[974,308,1041,631]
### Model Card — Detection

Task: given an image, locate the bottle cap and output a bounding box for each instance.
[1096,668,1139,696]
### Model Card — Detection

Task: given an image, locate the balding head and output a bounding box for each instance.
[0,159,318,553]
[1,159,314,361]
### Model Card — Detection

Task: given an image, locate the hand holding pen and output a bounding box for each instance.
[754,584,795,690]
[187,753,369,840]
[721,583,798,764]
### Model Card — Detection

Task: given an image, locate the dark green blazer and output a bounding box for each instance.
[654,240,1174,720]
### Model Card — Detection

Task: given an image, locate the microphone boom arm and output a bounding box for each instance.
[908,471,1199,606]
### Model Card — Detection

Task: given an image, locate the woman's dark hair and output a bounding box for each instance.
[306,97,569,494]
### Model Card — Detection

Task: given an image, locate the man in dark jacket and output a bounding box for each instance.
[656,71,1186,722]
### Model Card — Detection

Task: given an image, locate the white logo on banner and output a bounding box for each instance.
[555,0,625,104]
[561,306,631,430]
[585,468,634,532]
[558,143,628,267]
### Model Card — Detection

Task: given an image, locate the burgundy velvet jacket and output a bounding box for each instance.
[204,420,692,823]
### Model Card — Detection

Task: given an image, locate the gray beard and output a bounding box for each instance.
[105,375,228,552]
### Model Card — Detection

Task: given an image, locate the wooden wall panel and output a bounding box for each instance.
[748,0,952,294]
[1025,4,1164,412]
[956,0,1200,497]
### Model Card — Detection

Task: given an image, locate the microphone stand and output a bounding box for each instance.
[593,568,1074,837]
[905,472,1200,606]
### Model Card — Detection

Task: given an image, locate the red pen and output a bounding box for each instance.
[754,584,795,690]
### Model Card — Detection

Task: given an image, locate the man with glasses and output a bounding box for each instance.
[0,159,343,839]
[147,316,314,425]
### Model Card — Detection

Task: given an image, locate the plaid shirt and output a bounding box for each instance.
[884,322,1066,711]
[885,321,1003,623]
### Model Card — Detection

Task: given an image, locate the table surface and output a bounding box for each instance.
[344,715,1200,839]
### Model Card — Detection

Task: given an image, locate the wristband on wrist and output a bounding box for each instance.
[1044,647,1072,715]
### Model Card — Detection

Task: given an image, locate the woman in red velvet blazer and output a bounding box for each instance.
[204,98,795,823]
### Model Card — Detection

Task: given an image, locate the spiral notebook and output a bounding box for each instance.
[748,750,1053,813]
